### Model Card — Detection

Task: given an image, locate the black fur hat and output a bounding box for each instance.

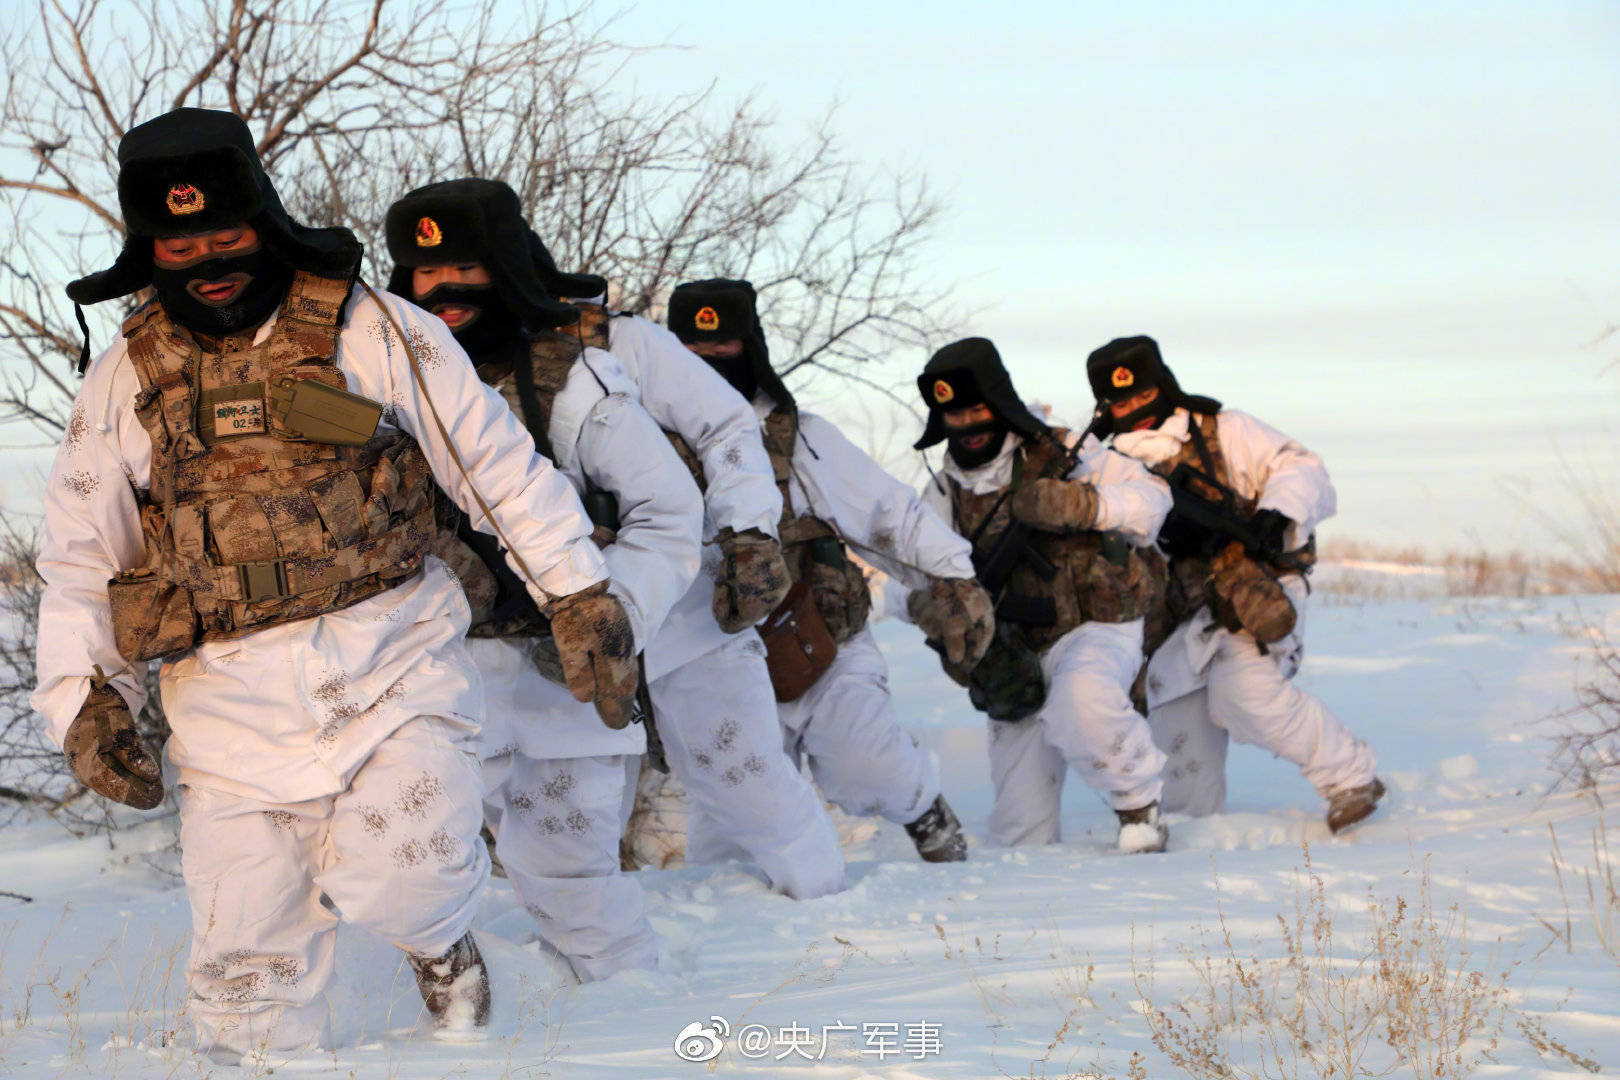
[1085,335,1221,435]
[67,108,362,306]
[384,178,582,330]
[914,337,1050,449]
[667,278,792,411]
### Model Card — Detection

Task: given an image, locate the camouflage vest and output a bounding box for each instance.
[762,408,871,644]
[948,431,1151,651]
[114,272,434,655]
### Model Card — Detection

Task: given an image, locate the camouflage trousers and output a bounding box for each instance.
[986,619,1165,846]
[482,751,656,982]
[179,716,487,1061]
[1145,575,1377,809]
[778,628,939,826]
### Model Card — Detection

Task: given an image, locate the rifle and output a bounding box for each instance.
[1161,463,1309,572]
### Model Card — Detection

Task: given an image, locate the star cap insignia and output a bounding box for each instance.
[933,379,955,404]
[1111,366,1134,389]
[694,306,720,332]
[415,216,443,248]
[165,183,205,216]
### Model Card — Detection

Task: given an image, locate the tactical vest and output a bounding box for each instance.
[111,272,434,660]
[948,431,1151,651]
[762,409,872,644]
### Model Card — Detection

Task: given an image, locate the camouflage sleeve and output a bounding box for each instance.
[792,412,974,588]
[1216,410,1337,545]
[608,316,782,539]
[573,390,705,650]
[1073,439,1171,546]
[31,346,151,747]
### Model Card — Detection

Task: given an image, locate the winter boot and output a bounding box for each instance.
[1115,801,1168,854]
[1326,777,1385,834]
[904,795,967,863]
[409,931,491,1034]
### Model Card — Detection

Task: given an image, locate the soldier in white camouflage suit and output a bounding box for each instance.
[384,178,703,979]
[667,278,994,862]
[33,110,635,1060]
[1086,336,1383,832]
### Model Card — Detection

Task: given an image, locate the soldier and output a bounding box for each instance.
[529,229,846,898]
[32,109,636,1059]
[1086,335,1383,832]
[912,338,1173,853]
[383,178,704,979]
[667,279,994,862]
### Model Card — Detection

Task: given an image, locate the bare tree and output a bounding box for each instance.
[0,0,960,440]
[0,518,170,831]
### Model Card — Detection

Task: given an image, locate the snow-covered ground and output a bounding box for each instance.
[3,592,1620,1078]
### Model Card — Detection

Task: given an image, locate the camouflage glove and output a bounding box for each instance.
[713,527,792,632]
[1009,478,1099,533]
[546,581,639,729]
[62,684,164,810]
[907,577,995,669]
[1208,542,1297,645]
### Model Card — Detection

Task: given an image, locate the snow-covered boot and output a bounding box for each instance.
[904,795,967,863]
[1115,801,1168,854]
[1326,777,1385,834]
[409,931,490,1034]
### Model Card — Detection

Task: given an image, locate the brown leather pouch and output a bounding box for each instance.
[107,568,198,662]
[758,580,838,702]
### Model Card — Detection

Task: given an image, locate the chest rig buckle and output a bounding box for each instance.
[236,559,293,602]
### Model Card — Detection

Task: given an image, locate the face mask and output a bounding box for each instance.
[700,350,759,403]
[946,419,1009,469]
[415,281,521,359]
[149,244,293,337]
[1110,389,1174,434]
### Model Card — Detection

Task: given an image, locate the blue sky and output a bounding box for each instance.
[620,0,1620,551]
[5,1,1616,554]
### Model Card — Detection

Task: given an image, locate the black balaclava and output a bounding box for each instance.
[410,279,522,361]
[148,242,293,337]
[67,108,363,365]
[1085,335,1221,438]
[667,278,792,411]
[914,337,1050,470]
[384,178,583,356]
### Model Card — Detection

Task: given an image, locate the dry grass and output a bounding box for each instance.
[1129,847,1597,1079]
[1548,619,1620,791]
[1314,537,1610,599]
[1545,792,1620,969]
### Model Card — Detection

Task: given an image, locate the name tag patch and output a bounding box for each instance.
[211,397,266,438]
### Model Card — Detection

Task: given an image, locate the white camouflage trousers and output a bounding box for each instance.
[778,628,938,826]
[482,751,656,982]
[651,632,846,899]
[1150,577,1377,814]
[987,618,1166,846]
[179,716,487,1059]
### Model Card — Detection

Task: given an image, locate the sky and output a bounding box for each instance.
[616,0,1620,552]
[4,0,1617,555]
